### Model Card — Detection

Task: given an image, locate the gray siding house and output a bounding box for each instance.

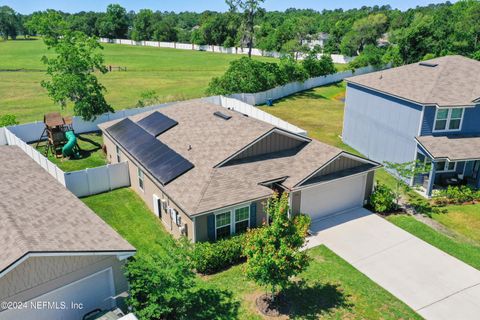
[342,55,480,196]
[100,100,380,242]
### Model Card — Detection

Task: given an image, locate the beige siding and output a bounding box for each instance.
[229,131,305,162]
[364,171,375,201]
[312,155,364,178]
[103,133,194,241]
[291,191,302,215]
[0,256,127,304]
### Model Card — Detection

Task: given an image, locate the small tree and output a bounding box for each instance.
[0,114,18,127]
[384,160,431,206]
[125,239,195,320]
[244,192,310,303]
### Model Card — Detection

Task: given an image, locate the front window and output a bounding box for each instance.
[216,211,231,240]
[137,168,144,191]
[435,160,456,172]
[234,206,250,234]
[434,108,463,132]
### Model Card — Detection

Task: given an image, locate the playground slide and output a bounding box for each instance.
[62,131,77,157]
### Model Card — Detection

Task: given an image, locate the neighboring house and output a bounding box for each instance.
[100,100,380,242]
[301,32,329,49]
[342,55,480,196]
[0,146,136,320]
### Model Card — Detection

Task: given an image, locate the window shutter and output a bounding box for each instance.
[250,202,257,228]
[207,214,215,241]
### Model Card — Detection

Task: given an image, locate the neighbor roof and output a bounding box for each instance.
[101,100,356,215]
[0,146,135,274]
[416,135,480,161]
[347,55,480,107]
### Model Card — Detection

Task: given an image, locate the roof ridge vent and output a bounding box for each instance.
[419,62,438,67]
[213,111,232,120]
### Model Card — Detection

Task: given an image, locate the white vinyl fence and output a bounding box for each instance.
[204,96,307,136]
[228,65,380,105]
[3,126,130,197]
[99,38,354,64]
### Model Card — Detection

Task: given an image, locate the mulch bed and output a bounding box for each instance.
[256,293,291,317]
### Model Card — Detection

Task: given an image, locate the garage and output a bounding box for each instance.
[0,268,115,320]
[300,173,367,221]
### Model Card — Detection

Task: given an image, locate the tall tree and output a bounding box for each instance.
[97,4,129,38]
[226,0,265,57]
[0,6,20,40]
[131,9,154,41]
[36,12,113,121]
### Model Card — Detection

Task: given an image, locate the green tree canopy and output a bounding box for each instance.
[97,4,129,38]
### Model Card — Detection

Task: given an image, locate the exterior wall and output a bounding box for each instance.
[420,105,480,136]
[228,131,306,163]
[194,198,266,242]
[310,155,366,178]
[291,191,302,215]
[364,171,375,201]
[0,256,127,304]
[342,83,423,165]
[103,134,194,241]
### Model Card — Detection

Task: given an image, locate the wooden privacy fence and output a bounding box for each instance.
[99,38,354,64]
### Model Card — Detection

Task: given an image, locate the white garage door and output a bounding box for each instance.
[0,268,115,320]
[300,174,367,221]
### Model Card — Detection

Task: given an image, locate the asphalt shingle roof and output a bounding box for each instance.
[101,100,346,215]
[0,146,135,274]
[416,135,480,161]
[347,55,480,107]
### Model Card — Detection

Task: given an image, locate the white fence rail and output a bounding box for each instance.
[99,38,354,64]
[228,65,379,105]
[3,127,130,197]
[204,96,307,136]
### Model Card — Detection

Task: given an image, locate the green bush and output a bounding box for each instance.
[0,114,19,127]
[192,233,246,274]
[369,182,396,213]
[302,53,336,78]
[437,185,480,204]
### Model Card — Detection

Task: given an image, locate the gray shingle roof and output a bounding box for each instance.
[347,55,480,107]
[101,100,347,215]
[0,146,135,274]
[416,135,480,161]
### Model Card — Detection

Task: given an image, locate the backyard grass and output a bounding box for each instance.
[430,204,480,244]
[83,187,419,319]
[0,39,274,123]
[387,214,480,271]
[33,132,106,172]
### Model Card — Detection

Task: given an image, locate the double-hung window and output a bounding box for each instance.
[435,160,456,172]
[234,206,250,234]
[434,108,464,132]
[215,211,231,240]
[137,168,144,191]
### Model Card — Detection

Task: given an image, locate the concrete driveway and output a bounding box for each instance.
[306,208,480,320]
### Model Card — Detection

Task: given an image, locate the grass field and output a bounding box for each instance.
[0,39,349,124]
[83,188,419,320]
[431,204,480,244]
[0,39,275,123]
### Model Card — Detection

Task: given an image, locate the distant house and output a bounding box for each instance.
[301,32,329,49]
[100,100,380,242]
[342,55,480,196]
[0,146,136,320]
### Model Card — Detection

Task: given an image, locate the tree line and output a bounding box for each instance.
[1,1,479,64]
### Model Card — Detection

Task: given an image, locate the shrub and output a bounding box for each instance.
[0,114,19,127]
[279,56,308,83]
[302,53,336,78]
[192,233,246,274]
[369,182,396,213]
[437,185,479,204]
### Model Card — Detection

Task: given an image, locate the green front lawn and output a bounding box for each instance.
[33,132,106,172]
[431,204,480,244]
[83,188,419,319]
[387,214,480,271]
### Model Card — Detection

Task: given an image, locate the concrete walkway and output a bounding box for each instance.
[306,208,480,320]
